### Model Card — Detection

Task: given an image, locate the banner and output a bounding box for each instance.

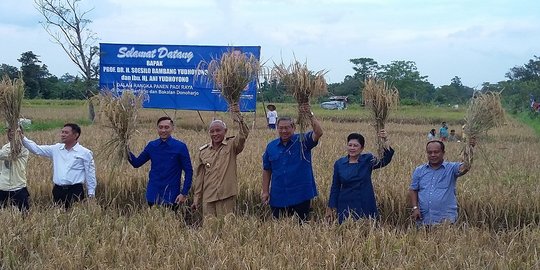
[99,43,261,112]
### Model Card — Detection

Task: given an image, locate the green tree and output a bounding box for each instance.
[0,64,20,79]
[505,55,540,81]
[328,75,360,97]
[498,56,540,112]
[18,51,51,99]
[378,60,435,102]
[36,0,99,119]
[350,58,379,82]
[53,73,86,99]
[434,76,475,104]
[258,78,290,103]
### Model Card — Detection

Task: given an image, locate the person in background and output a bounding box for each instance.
[266,104,278,130]
[448,129,460,142]
[262,104,323,222]
[128,116,193,210]
[427,129,437,141]
[409,139,476,226]
[22,123,96,209]
[439,122,449,141]
[192,104,250,220]
[0,127,30,212]
[326,131,394,223]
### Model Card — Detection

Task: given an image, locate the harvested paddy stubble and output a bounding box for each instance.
[0,104,538,268]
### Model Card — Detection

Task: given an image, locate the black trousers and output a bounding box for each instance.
[271,199,311,222]
[0,187,30,212]
[52,183,85,209]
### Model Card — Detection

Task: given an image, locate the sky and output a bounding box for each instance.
[0,0,539,88]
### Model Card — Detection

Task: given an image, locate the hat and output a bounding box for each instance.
[267,104,276,110]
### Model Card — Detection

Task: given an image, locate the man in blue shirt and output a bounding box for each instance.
[262,105,323,221]
[409,139,475,226]
[128,116,193,209]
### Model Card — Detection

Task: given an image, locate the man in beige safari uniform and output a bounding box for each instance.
[191,105,249,219]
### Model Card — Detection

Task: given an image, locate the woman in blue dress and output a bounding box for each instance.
[326,130,394,223]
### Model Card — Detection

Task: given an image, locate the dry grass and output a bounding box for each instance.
[0,75,25,160]
[201,49,260,110]
[0,103,538,268]
[464,92,506,137]
[362,77,399,157]
[1,208,538,269]
[272,61,327,133]
[462,91,506,165]
[97,90,146,165]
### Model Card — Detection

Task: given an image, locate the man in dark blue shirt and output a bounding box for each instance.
[262,105,323,221]
[128,116,193,209]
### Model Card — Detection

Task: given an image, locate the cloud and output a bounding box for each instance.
[0,0,40,26]
[1,0,539,87]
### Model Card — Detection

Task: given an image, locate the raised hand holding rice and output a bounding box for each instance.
[201,48,260,123]
[271,61,327,134]
[362,77,399,158]
[0,75,25,161]
[461,91,505,166]
[98,89,146,166]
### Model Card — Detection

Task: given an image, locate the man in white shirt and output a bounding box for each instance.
[0,128,30,211]
[266,104,278,130]
[22,123,96,209]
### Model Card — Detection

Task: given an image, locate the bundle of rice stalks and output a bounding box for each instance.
[98,90,146,165]
[0,75,25,161]
[203,49,260,120]
[362,77,399,158]
[461,91,505,165]
[272,61,327,133]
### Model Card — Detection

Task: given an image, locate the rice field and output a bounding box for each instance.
[0,102,539,269]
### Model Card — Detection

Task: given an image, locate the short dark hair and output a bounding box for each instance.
[450,129,455,132]
[426,140,445,152]
[157,116,174,126]
[277,117,294,127]
[64,123,81,139]
[347,133,365,147]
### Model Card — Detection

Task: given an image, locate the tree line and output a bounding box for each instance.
[0,51,94,100]
[1,51,539,113]
[260,56,540,113]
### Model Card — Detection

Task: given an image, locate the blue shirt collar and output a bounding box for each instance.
[158,136,174,145]
[424,160,449,169]
[340,153,372,164]
[340,156,355,164]
[278,134,298,147]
